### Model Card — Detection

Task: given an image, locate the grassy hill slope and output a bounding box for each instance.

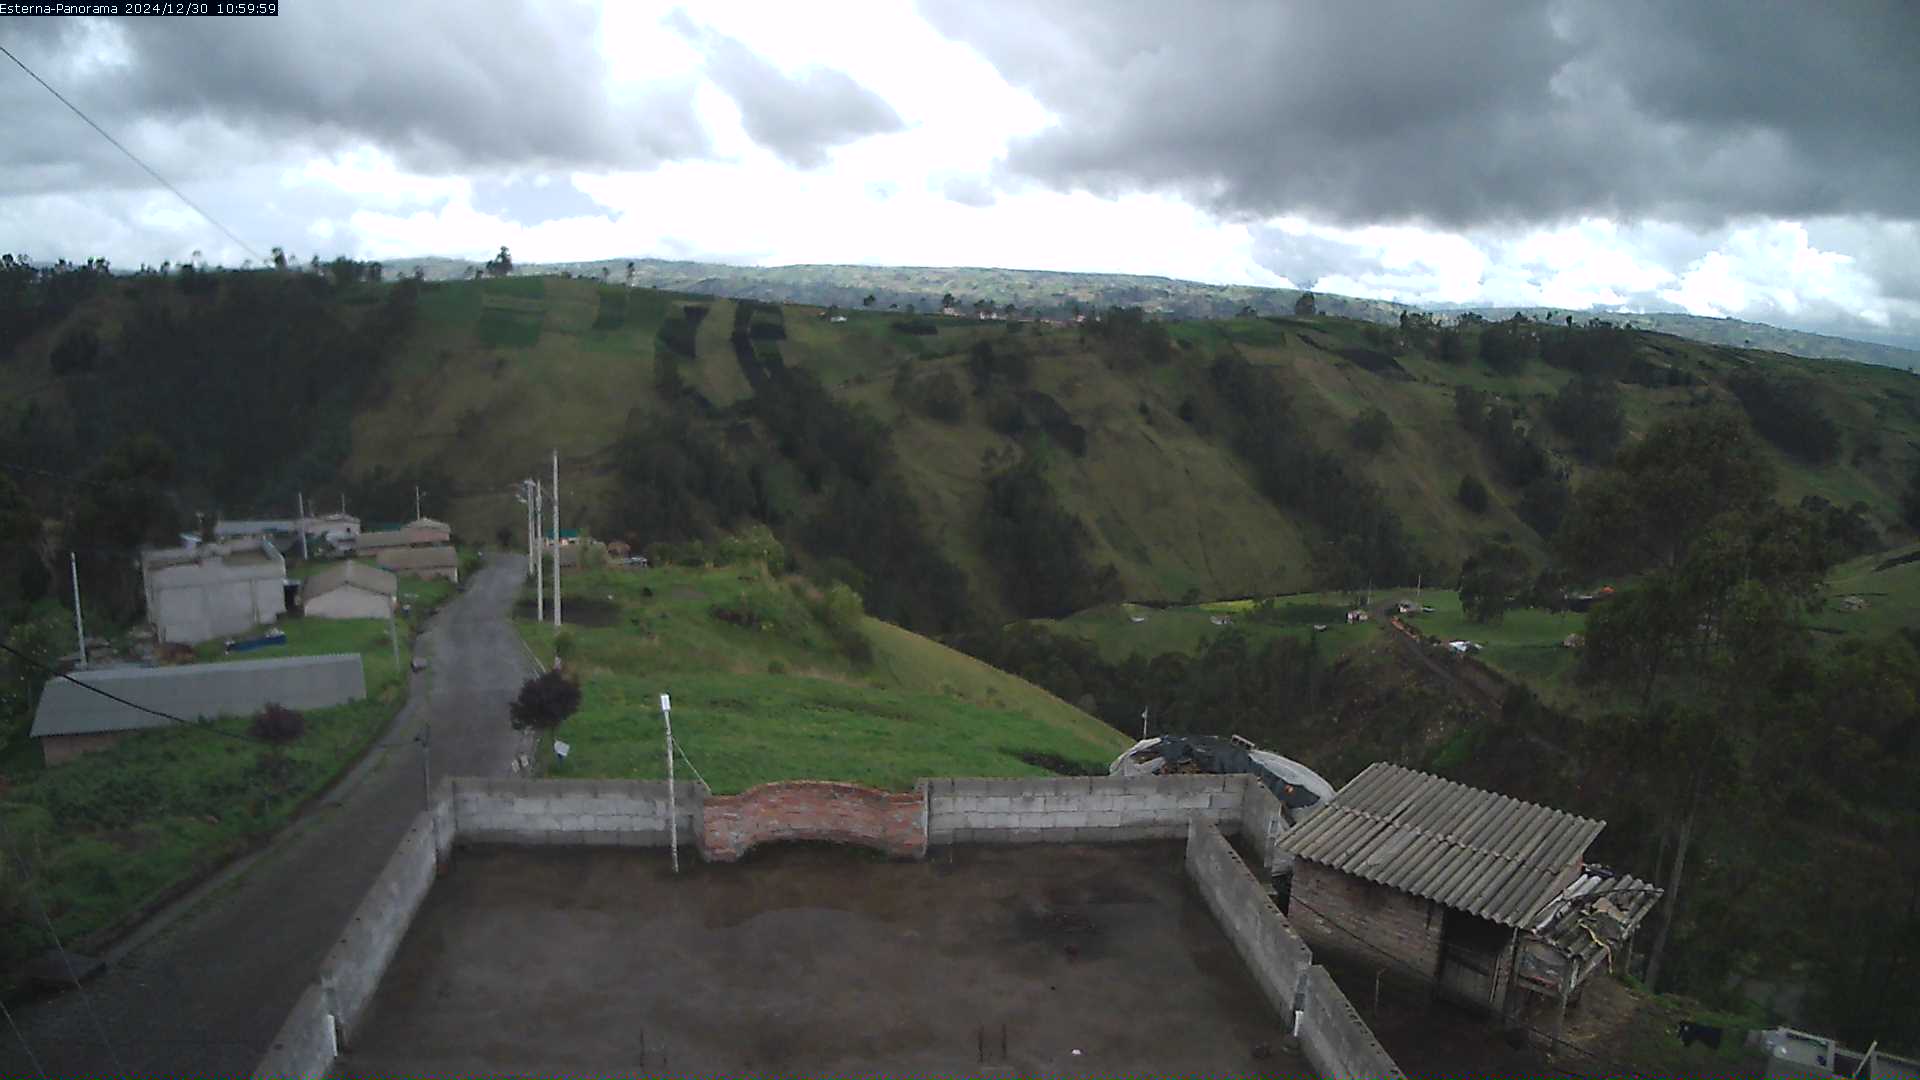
[11,271,1918,623]
[513,559,1126,792]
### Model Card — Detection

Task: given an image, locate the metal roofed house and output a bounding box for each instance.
[141,538,288,645]
[1278,762,1659,1023]
[302,561,398,619]
[29,653,367,764]
[375,544,459,582]
[354,517,451,553]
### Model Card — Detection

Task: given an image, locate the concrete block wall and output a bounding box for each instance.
[1238,780,1289,874]
[701,780,927,862]
[448,776,703,847]
[1299,965,1407,1079]
[925,774,1247,844]
[1289,860,1444,986]
[316,812,438,1049]
[1184,820,1313,1015]
[252,983,332,1079]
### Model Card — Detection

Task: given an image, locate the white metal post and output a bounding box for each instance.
[297,491,309,560]
[69,552,86,667]
[551,449,561,628]
[661,693,678,873]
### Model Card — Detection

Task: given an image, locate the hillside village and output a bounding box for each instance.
[0,251,1916,1078]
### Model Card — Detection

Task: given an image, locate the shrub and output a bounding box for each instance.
[509,669,582,730]
[809,581,872,664]
[552,630,578,664]
[250,703,305,744]
[716,524,786,568]
[1348,406,1394,453]
[915,371,966,422]
[1457,475,1491,514]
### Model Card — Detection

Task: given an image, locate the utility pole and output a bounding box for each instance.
[69,552,86,668]
[522,479,535,577]
[552,449,561,628]
[296,491,310,561]
[533,480,545,621]
[661,693,678,873]
[413,484,422,521]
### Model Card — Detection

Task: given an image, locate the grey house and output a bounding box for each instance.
[142,539,288,645]
[30,653,366,764]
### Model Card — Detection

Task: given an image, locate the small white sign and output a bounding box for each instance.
[553,740,571,759]
[659,693,671,712]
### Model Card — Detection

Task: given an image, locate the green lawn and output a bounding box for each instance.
[1819,542,1920,641]
[513,562,1124,793]
[1037,594,1373,663]
[0,582,458,978]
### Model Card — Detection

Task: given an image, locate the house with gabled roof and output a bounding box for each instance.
[1278,762,1659,1023]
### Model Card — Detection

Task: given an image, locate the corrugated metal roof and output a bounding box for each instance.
[1278,762,1605,928]
[30,654,367,738]
[306,560,397,599]
[376,545,457,570]
[1531,870,1661,965]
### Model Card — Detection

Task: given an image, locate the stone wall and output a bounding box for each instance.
[701,780,927,862]
[1184,820,1313,1015]
[448,776,703,847]
[925,774,1246,844]
[1289,860,1444,985]
[1299,965,1407,1079]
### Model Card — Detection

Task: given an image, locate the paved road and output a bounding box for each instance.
[1,556,532,1077]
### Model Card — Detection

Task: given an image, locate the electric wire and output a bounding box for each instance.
[0,639,274,747]
[0,831,129,1077]
[0,40,262,263]
[0,996,47,1080]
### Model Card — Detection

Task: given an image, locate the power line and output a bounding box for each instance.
[0,40,262,263]
[0,996,46,1080]
[0,639,273,747]
[0,830,129,1077]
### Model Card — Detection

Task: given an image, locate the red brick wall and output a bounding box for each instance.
[700,780,926,862]
[1289,861,1444,984]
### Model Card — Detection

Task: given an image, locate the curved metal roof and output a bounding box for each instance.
[1278,762,1605,928]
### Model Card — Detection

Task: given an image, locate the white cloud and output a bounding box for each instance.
[0,0,1913,345]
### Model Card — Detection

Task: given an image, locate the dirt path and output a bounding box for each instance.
[0,556,533,1077]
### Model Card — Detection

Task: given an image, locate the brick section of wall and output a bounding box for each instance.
[1299,965,1408,1079]
[1288,860,1444,985]
[700,780,927,862]
[449,777,704,847]
[1184,820,1314,1015]
[925,774,1247,844]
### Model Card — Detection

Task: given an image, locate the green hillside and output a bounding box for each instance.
[513,551,1125,792]
[9,269,1918,630]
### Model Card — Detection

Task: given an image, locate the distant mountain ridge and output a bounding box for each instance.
[389,255,1920,371]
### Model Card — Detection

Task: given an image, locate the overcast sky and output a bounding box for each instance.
[3,0,1916,344]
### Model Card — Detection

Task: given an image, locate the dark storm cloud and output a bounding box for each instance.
[921,0,1920,230]
[0,3,707,192]
[666,11,904,169]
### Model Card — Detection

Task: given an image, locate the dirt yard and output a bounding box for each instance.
[338,841,1309,1078]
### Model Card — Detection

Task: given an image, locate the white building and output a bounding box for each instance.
[141,539,288,645]
[303,561,397,620]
